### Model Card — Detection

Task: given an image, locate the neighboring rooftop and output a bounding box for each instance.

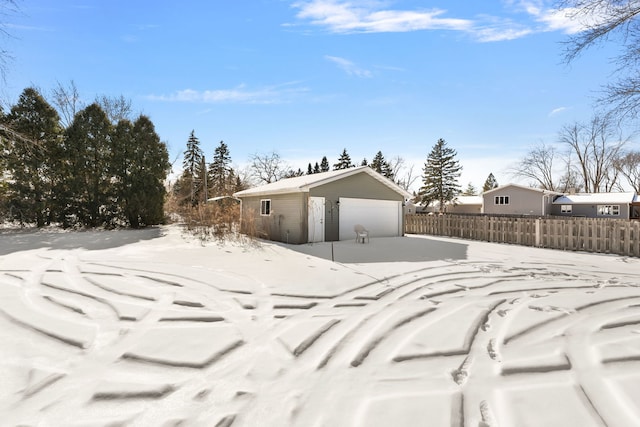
[553,192,637,205]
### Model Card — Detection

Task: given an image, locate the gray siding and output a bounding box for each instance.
[449,204,482,214]
[310,172,405,241]
[551,203,631,219]
[240,193,307,244]
[483,187,551,216]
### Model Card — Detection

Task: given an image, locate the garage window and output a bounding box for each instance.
[260,199,271,216]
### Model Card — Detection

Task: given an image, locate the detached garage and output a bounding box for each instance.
[234,166,411,244]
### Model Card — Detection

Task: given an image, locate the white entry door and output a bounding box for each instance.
[308,197,325,243]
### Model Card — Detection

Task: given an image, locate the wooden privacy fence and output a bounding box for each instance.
[405,214,640,258]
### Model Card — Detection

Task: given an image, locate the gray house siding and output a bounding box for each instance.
[239,193,307,244]
[310,173,405,242]
[483,186,553,216]
[449,204,482,214]
[551,203,631,219]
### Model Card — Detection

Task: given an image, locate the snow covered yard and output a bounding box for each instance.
[1,225,639,427]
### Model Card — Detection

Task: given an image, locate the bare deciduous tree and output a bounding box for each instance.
[614,150,640,192]
[558,0,640,119]
[96,94,133,124]
[559,115,628,192]
[249,151,289,184]
[51,80,83,128]
[510,142,561,191]
[0,0,19,82]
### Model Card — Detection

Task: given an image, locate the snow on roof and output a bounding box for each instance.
[454,195,483,205]
[234,166,412,198]
[483,183,563,196]
[553,192,637,205]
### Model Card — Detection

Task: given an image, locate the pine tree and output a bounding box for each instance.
[182,130,204,205]
[208,140,232,197]
[320,156,330,172]
[371,151,385,173]
[307,163,313,175]
[418,138,462,212]
[361,158,368,166]
[370,151,394,179]
[313,162,321,174]
[462,182,478,196]
[333,149,353,170]
[2,88,62,226]
[482,173,499,193]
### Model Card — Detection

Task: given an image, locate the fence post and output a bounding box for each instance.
[535,218,541,247]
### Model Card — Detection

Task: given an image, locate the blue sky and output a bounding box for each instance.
[2,0,628,191]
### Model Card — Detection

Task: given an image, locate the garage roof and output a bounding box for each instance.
[234,166,412,199]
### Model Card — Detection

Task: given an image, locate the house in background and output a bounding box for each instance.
[482,184,563,216]
[234,166,411,244]
[422,195,483,214]
[551,192,639,220]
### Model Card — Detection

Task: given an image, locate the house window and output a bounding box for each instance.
[494,196,510,205]
[597,205,620,216]
[260,199,271,216]
[561,205,572,213]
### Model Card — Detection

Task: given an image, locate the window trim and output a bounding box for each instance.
[260,199,271,216]
[561,204,572,213]
[494,195,510,205]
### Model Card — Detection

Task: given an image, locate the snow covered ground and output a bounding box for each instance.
[1,225,639,427]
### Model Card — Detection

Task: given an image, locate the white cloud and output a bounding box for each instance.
[324,55,372,78]
[291,0,595,42]
[548,106,568,117]
[148,82,309,104]
[292,0,472,34]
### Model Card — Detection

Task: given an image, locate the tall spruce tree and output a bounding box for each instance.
[208,140,232,196]
[320,156,330,172]
[482,173,498,192]
[371,151,394,179]
[418,138,462,212]
[2,87,62,226]
[333,149,353,170]
[182,130,204,205]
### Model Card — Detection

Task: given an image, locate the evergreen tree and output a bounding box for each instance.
[307,163,313,175]
[370,151,394,179]
[320,156,330,172]
[462,182,478,196]
[61,103,113,227]
[371,151,385,173]
[482,172,499,193]
[233,174,246,193]
[333,149,353,170]
[2,88,62,226]
[418,138,462,212]
[361,158,368,166]
[208,140,232,196]
[115,116,169,227]
[182,130,204,205]
[284,168,305,178]
[313,162,321,174]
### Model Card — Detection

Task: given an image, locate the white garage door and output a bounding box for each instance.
[338,197,402,241]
